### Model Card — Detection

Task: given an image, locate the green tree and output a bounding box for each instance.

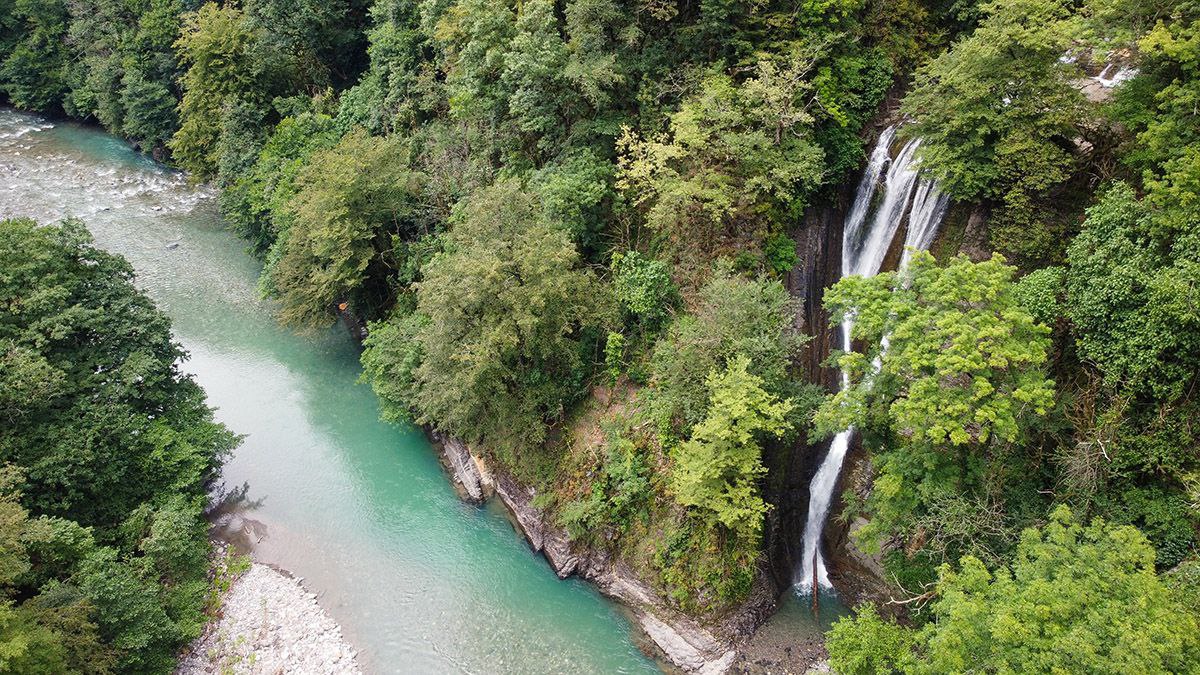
[0,0,70,110]
[402,180,608,454]
[826,604,917,675]
[0,218,233,672]
[0,602,71,675]
[617,60,825,276]
[562,0,627,108]
[360,310,427,423]
[901,0,1088,264]
[119,69,178,149]
[271,130,422,327]
[610,250,676,323]
[670,356,793,540]
[651,272,801,434]
[828,507,1200,674]
[222,108,340,257]
[1111,11,1200,237]
[1060,183,1200,563]
[500,0,575,158]
[242,0,368,93]
[0,219,235,525]
[530,148,613,251]
[335,0,434,132]
[434,0,516,125]
[1066,183,1200,401]
[74,548,177,674]
[816,252,1055,556]
[170,3,262,176]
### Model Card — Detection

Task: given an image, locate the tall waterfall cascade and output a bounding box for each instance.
[797,126,950,591]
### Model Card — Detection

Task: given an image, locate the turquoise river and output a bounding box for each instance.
[0,107,660,673]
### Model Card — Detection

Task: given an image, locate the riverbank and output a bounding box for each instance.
[176,548,361,674]
[435,433,837,674]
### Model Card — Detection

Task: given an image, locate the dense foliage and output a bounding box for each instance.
[902,0,1087,264]
[817,252,1055,565]
[827,508,1200,673]
[821,0,1200,659]
[0,218,237,673]
[2,0,1196,658]
[670,356,793,541]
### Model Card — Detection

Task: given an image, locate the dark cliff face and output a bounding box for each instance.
[760,185,850,592]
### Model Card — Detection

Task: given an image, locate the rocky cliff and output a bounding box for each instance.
[431,432,778,673]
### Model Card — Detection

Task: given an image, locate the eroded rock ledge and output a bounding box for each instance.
[433,433,777,674]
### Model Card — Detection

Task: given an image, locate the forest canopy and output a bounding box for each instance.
[0,0,1197,666]
[0,218,237,673]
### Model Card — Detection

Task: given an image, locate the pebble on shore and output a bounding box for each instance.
[176,562,361,675]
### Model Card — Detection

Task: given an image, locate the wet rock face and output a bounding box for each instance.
[960,203,991,262]
[788,199,846,394]
[760,188,849,590]
[434,433,487,504]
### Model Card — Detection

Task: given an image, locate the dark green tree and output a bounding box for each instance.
[902,0,1088,264]
[0,218,236,673]
[370,180,609,454]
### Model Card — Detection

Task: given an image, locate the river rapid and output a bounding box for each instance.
[0,108,658,674]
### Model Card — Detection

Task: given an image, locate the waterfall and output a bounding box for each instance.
[796,127,948,591]
[1092,63,1138,88]
[900,180,950,269]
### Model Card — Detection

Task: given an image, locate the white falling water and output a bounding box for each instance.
[797,127,948,591]
[900,180,950,270]
[1092,63,1138,88]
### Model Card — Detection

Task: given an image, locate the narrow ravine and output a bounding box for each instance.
[0,108,657,674]
[798,125,949,591]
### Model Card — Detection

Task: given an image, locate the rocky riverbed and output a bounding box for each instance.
[176,555,361,675]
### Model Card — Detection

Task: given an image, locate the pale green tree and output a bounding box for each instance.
[169,4,262,176]
[828,507,1200,674]
[670,356,793,541]
[816,252,1055,554]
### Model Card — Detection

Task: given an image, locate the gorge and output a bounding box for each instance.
[3,0,1199,669]
[0,108,658,674]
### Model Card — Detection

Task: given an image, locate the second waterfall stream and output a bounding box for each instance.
[797,125,950,591]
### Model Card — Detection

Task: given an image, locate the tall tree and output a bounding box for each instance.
[816,252,1055,560]
[170,3,262,177]
[269,130,421,327]
[376,180,608,455]
[617,58,826,279]
[670,355,793,540]
[0,0,70,110]
[0,218,236,672]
